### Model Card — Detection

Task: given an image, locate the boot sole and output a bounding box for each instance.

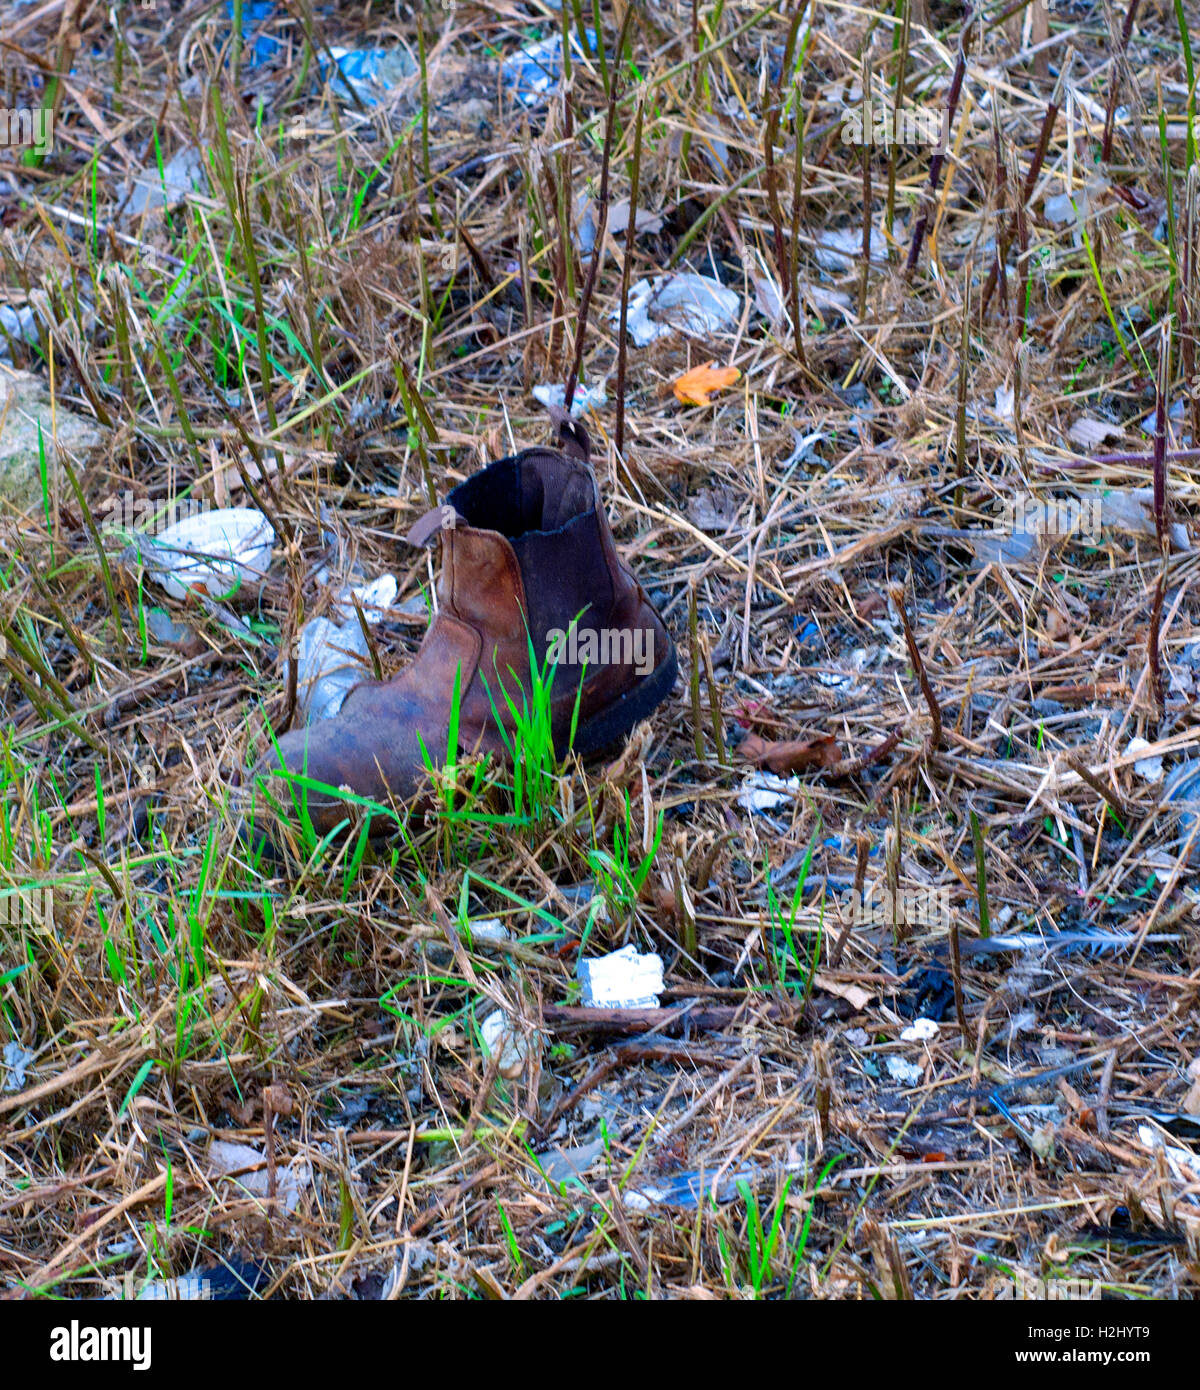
[243,644,678,871]
[563,641,679,760]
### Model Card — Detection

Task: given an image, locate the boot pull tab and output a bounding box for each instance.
[406,504,461,548]
[544,403,591,465]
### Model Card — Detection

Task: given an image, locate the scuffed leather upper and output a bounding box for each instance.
[251,442,668,834]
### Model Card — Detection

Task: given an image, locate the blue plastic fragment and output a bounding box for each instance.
[229,1,283,67]
[502,29,598,107]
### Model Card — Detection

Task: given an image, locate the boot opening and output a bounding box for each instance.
[448,451,593,538]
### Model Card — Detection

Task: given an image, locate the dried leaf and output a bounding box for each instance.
[740,731,841,774]
[687,486,738,533]
[1068,416,1124,448]
[673,361,741,407]
[812,973,873,1010]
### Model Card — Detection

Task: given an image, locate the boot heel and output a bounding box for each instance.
[566,643,678,759]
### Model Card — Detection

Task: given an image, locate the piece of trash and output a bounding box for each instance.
[0,304,40,362]
[816,666,856,688]
[531,382,607,418]
[1043,183,1102,228]
[128,1259,266,1301]
[1126,737,1163,783]
[577,942,663,1008]
[800,280,855,322]
[230,1,283,68]
[922,520,1044,570]
[1068,416,1125,449]
[318,46,418,106]
[123,147,207,220]
[900,1018,939,1043]
[573,197,663,259]
[145,607,195,648]
[136,507,275,602]
[618,273,740,347]
[1163,758,1200,865]
[737,770,800,812]
[292,616,369,723]
[609,199,663,239]
[886,1056,923,1086]
[502,29,597,108]
[1101,487,1190,552]
[963,928,1183,957]
[1138,1124,1200,1198]
[1,1041,34,1092]
[750,255,788,331]
[540,1137,607,1186]
[466,918,511,947]
[814,225,888,273]
[672,362,740,406]
[994,384,1015,420]
[739,731,840,775]
[1140,397,1186,435]
[780,429,827,470]
[208,1139,309,1214]
[480,1009,529,1079]
[332,572,398,624]
[624,1162,761,1211]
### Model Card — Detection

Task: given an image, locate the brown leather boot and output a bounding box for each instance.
[249,415,676,839]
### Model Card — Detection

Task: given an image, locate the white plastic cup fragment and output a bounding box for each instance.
[480,1009,529,1079]
[293,617,370,723]
[144,507,275,602]
[577,943,664,1009]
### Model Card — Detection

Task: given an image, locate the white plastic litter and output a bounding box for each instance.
[617,273,740,347]
[814,225,888,273]
[1101,487,1191,552]
[293,616,370,723]
[332,572,398,624]
[531,382,607,417]
[737,771,800,812]
[467,918,511,947]
[624,1162,761,1210]
[1137,1124,1200,1199]
[886,1056,923,1086]
[1043,183,1101,228]
[1126,737,1164,783]
[1140,398,1186,435]
[0,304,40,361]
[577,943,663,1008]
[900,1018,939,1043]
[123,147,207,219]
[142,507,275,601]
[208,1139,310,1214]
[752,271,788,331]
[480,1009,529,1079]
[1,1041,34,1092]
[291,570,398,722]
[540,1137,607,1186]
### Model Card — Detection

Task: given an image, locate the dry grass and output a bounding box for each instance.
[0,0,1198,1301]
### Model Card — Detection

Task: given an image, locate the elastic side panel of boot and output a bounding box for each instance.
[511,510,615,677]
[447,449,610,680]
